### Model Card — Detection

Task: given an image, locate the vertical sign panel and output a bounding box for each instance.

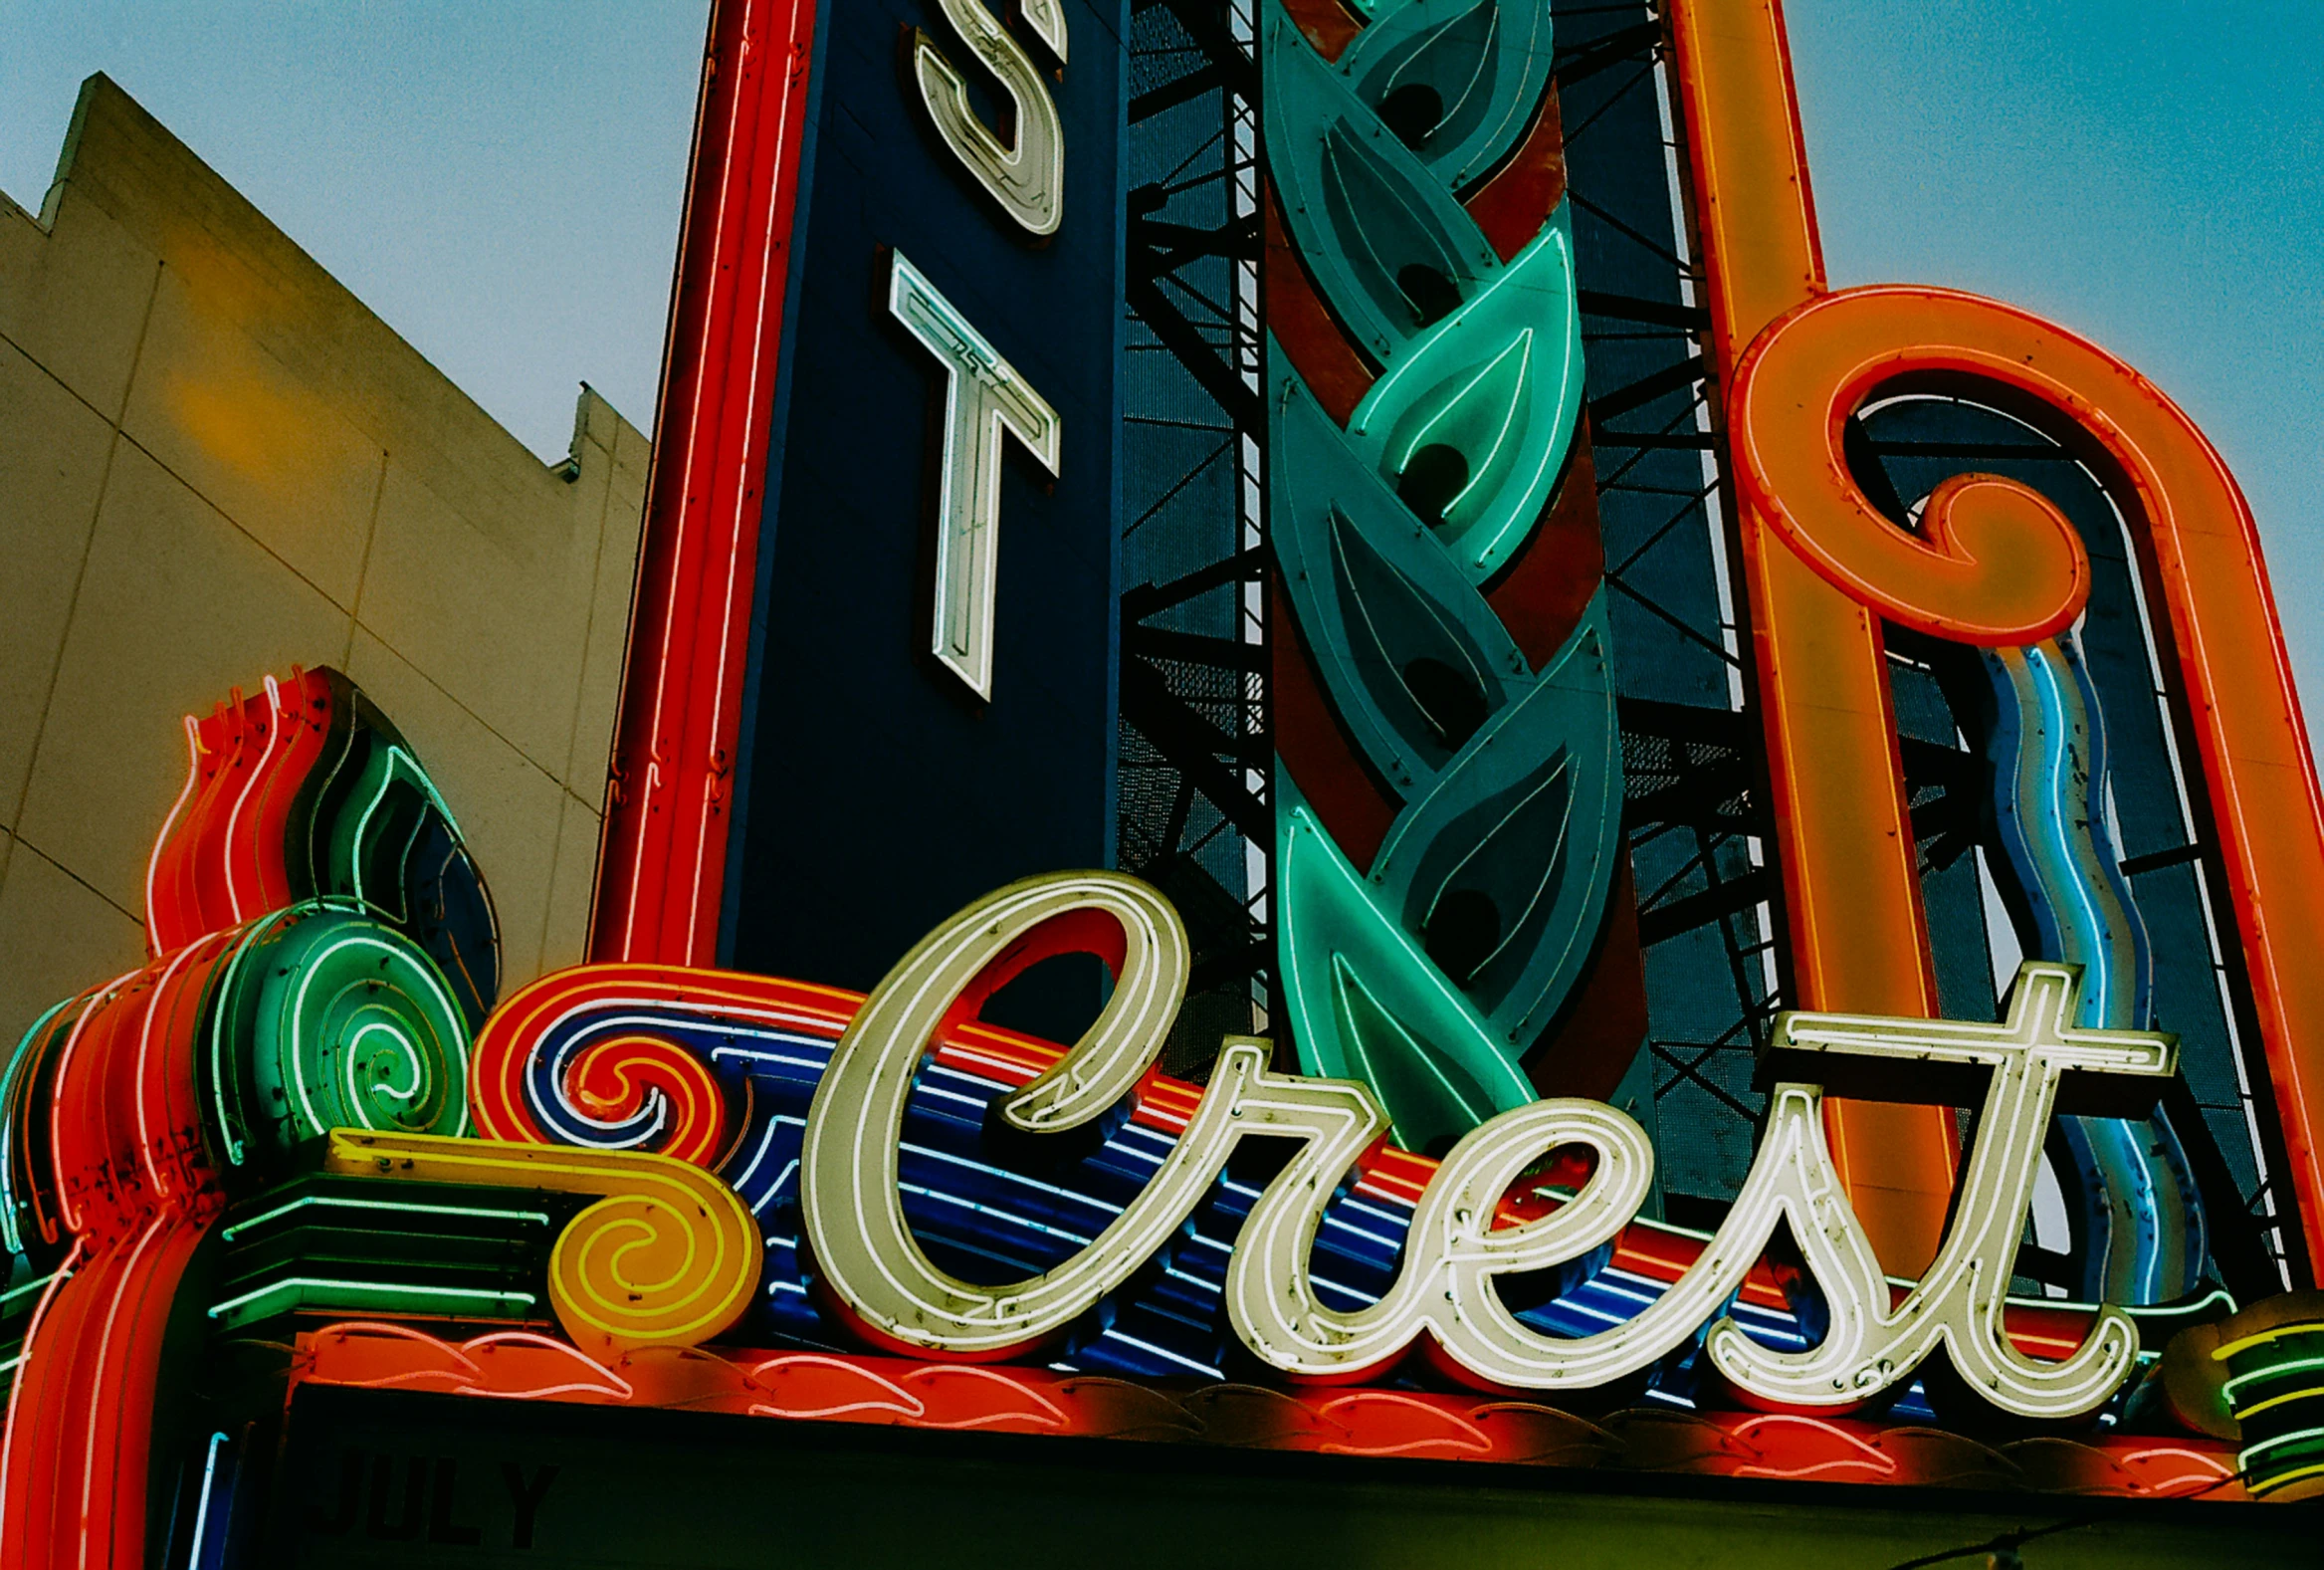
[721,1,1127,1009]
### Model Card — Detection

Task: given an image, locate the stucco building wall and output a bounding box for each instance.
[0,75,648,1047]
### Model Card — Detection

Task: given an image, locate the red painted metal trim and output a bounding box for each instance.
[592,0,820,967]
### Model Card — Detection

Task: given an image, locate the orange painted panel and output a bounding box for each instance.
[1669,0,1959,1272]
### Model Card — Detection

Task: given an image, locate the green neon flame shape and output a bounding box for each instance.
[1279,780,1538,1151]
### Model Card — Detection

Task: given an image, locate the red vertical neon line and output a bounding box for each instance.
[0,1239,80,1553]
[141,718,202,956]
[592,0,820,967]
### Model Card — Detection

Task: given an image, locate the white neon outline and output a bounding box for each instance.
[913,0,1067,236]
[219,677,288,924]
[144,715,206,951]
[797,873,2174,1420]
[887,251,1064,701]
[682,0,804,963]
[802,873,1192,1353]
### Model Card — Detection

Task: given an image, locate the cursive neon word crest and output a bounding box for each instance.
[801,871,2177,1418]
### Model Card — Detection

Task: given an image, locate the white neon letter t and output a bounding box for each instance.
[887,250,1062,701]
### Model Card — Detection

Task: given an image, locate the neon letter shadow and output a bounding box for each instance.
[913,0,1067,237]
[801,870,2174,1418]
[888,251,1061,702]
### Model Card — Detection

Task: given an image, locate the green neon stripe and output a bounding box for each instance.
[2253,1459,2324,1495]
[2227,1352,2324,1400]
[2238,1423,2324,1473]
[2215,1320,2324,1361]
[220,1194,551,1242]
[206,1277,535,1322]
[0,1272,57,1312]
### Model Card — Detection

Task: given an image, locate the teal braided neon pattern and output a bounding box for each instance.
[1265,0,1620,1151]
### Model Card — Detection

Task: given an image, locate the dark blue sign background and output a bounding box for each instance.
[723,0,1124,1024]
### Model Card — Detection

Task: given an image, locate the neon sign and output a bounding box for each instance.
[1671,0,2324,1284]
[791,870,2171,1416]
[0,671,2295,1568]
[887,251,1063,701]
[912,0,1068,237]
[16,0,2324,1563]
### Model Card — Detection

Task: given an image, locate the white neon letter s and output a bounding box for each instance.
[913,0,1067,237]
[888,251,1062,702]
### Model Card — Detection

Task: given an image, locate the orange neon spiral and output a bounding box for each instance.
[566,1034,732,1168]
[1731,286,2093,646]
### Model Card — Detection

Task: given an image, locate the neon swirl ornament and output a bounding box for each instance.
[143,667,501,1029]
[467,964,857,1215]
[1264,0,1616,1151]
[202,901,473,1171]
[322,1129,759,1356]
[1984,636,2203,1304]
[1729,294,2091,645]
[0,665,492,1570]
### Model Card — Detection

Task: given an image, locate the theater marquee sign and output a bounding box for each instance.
[6,2,2324,1568]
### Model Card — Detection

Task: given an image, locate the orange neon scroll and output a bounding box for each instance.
[1671,0,2324,1274]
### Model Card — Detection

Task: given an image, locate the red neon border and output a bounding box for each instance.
[287,1326,2245,1500]
[592,0,819,967]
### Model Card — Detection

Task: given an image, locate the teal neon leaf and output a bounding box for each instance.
[1279,778,1538,1152]
[1332,955,1498,1145]
[1373,594,1621,1043]
[1342,0,1557,191]
[1264,4,1501,363]
[1273,363,1529,794]
[1347,211,1585,584]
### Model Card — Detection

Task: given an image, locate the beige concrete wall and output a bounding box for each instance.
[0,76,648,1048]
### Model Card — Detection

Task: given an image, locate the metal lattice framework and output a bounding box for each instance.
[1550,0,1780,1207]
[1120,0,1272,1075]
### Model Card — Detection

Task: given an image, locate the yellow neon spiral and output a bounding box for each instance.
[322,1127,759,1356]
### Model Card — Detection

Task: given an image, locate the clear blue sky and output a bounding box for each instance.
[1787,0,2324,720]
[4,1,2318,717]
